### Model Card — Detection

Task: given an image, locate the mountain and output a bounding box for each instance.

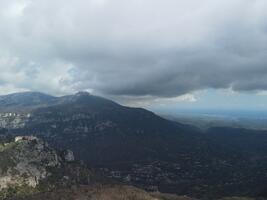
[0,92,57,112]
[0,91,200,164]
[0,92,267,199]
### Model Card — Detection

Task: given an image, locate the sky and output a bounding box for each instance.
[1,0,267,111]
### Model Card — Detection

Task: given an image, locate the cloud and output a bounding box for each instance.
[112,93,197,108]
[0,0,267,98]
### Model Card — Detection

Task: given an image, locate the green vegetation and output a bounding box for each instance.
[0,142,17,174]
[0,184,39,200]
[0,142,16,152]
[0,139,54,199]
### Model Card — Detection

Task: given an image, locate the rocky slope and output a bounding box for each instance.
[0,135,200,200]
[0,136,94,199]
[0,136,60,189]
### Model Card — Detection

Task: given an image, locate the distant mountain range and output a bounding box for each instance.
[0,92,267,199]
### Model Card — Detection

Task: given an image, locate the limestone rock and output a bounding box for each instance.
[63,150,75,162]
[0,136,60,190]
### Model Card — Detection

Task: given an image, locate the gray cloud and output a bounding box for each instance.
[0,0,267,98]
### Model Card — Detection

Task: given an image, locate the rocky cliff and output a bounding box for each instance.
[0,136,60,189]
[0,136,93,199]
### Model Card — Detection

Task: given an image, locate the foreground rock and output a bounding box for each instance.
[0,136,92,199]
[0,136,60,189]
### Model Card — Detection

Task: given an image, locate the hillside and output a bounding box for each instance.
[15,185,197,200]
[0,92,267,199]
[0,136,199,200]
[0,136,95,199]
[0,92,200,165]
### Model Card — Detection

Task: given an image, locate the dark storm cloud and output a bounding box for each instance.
[0,0,267,97]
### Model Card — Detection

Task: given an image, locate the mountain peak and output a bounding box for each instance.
[75,91,91,96]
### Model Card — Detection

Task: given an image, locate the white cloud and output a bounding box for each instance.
[166,94,197,103]
[0,0,267,101]
[257,91,267,96]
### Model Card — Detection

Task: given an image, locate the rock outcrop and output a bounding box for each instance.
[0,136,93,199]
[0,136,60,190]
[63,149,75,162]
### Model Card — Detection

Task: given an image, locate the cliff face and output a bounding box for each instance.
[0,113,30,129]
[0,137,60,190]
[0,136,95,200]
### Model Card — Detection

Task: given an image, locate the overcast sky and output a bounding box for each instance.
[1,0,267,110]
